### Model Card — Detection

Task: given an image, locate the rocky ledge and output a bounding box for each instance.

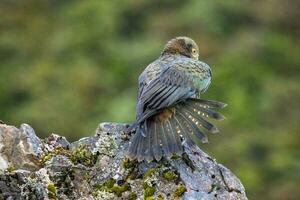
[0,122,247,200]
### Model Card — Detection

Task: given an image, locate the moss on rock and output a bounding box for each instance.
[173,183,186,197]
[6,165,16,172]
[128,192,137,200]
[70,145,97,167]
[170,154,181,160]
[94,178,116,190]
[41,147,71,164]
[144,168,156,179]
[94,178,131,197]
[162,170,178,181]
[143,182,156,199]
[110,183,130,197]
[122,158,137,171]
[47,183,57,199]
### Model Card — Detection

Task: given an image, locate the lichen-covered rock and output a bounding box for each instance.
[167,144,246,200]
[0,122,248,200]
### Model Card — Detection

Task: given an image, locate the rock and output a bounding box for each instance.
[44,134,70,150]
[0,123,248,199]
[0,123,43,171]
[0,169,30,199]
[20,124,43,158]
[167,144,246,200]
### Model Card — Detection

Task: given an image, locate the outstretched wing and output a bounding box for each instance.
[137,57,212,123]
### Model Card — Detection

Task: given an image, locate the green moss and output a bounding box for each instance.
[128,192,137,200]
[157,195,164,200]
[162,170,178,181]
[83,172,91,181]
[173,183,186,197]
[42,153,55,163]
[170,154,181,160]
[6,165,15,172]
[41,147,71,164]
[92,190,97,198]
[128,170,138,180]
[146,197,154,200]
[104,178,116,188]
[143,169,157,199]
[144,183,155,199]
[47,183,57,199]
[144,168,156,179]
[123,158,138,180]
[94,178,130,197]
[71,145,97,167]
[94,178,116,190]
[110,183,130,197]
[122,158,137,170]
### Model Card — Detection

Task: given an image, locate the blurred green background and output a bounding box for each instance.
[0,0,299,199]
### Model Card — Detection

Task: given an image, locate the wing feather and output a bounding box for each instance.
[137,57,211,122]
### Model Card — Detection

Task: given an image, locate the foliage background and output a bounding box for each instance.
[0,0,299,199]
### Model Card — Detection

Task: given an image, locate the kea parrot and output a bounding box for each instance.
[127,36,226,162]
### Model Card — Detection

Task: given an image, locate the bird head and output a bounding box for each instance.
[161,36,199,60]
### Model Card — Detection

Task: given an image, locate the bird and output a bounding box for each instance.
[126,36,226,162]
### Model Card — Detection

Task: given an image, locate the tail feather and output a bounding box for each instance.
[136,131,147,162]
[168,119,183,154]
[190,98,227,108]
[172,114,195,147]
[181,106,219,133]
[187,102,225,120]
[176,110,208,143]
[127,129,141,159]
[152,123,163,161]
[144,120,153,162]
[163,120,182,156]
[126,98,226,162]
[160,122,172,155]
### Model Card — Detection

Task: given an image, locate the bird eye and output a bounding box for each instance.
[192,48,197,54]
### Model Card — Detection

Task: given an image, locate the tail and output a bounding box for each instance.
[126,98,227,162]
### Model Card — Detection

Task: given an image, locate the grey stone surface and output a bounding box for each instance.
[0,122,247,200]
[0,124,43,171]
[44,134,70,150]
[167,143,246,200]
